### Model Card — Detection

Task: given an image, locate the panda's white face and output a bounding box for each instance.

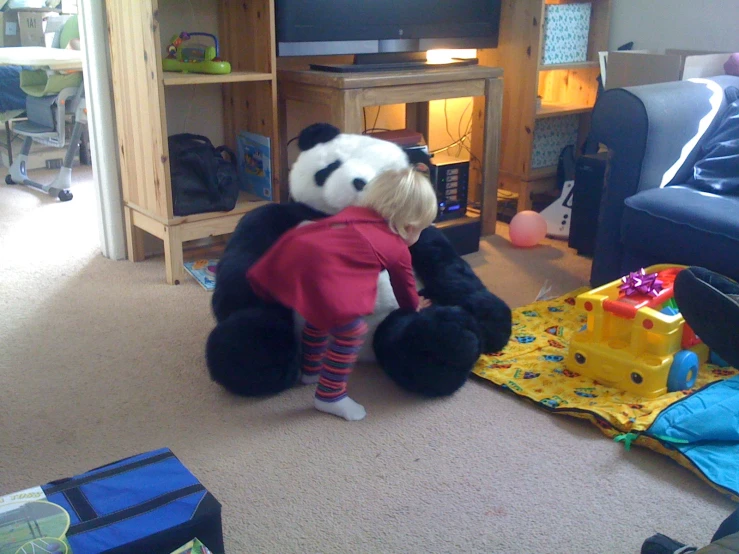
[289,132,410,214]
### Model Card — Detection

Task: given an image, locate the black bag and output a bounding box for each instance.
[169,133,240,216]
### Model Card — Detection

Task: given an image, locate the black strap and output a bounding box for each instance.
[45,451,175,495]
[66,484,205,537]
[64,488,98,522]
[215,145,236,164]
[169,133,213,150]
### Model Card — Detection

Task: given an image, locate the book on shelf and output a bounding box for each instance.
[236,131,272,201]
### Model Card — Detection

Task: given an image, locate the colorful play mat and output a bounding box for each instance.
[473,289,739,501]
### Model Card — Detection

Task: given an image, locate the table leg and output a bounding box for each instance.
[277,90,290,203]
[337,90,363,134]
[124,206,146,262]
[164,225,185,285]
[481,77,504,236]
[405,102,430,142]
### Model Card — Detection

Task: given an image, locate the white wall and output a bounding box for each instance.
[609,0,739,53]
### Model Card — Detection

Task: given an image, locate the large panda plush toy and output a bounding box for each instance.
[206,123,511,397]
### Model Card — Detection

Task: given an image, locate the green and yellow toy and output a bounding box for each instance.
[162,32,231,75]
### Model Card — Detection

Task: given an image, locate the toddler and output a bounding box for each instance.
[247,167,438,421]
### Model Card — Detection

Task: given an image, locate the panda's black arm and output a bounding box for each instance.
[211,202,327,322]
[223,202,326,262]
[410,226,486,301]
[409,225,512,354]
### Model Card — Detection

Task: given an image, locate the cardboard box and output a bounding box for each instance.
[1,9,59,47]
[0,12,20,47]
[605,50,732,90]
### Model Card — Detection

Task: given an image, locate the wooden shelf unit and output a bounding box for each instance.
[537,60,600,71]
[536,101,593,118]
[105,0,280,284]
[162,71,274,86]
[480,0,611,212]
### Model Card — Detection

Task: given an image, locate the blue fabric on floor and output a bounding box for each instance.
[647,376,739,496]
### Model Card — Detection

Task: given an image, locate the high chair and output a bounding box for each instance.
[5,83,86,201]
[4,15,86,202]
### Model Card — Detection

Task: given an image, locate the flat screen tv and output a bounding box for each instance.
[276,0,502,70]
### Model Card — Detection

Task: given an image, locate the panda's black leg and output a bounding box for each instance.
[206,304,301,396]
[373,305,482,396]
[206,202,330,396]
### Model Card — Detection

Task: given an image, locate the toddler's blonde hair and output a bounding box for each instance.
[359,167,438,239]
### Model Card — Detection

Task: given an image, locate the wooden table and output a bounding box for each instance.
[277,65,503,236]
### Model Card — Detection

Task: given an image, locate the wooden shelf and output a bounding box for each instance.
[539,61,599,72]
[435,213,481,229]
[170,191,269,224]
[479,0,610,215]
[162,71,274,86]
[529,166,557,180]
[536,101,593,119]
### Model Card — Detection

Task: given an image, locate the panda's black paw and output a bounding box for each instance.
[459,289,513,354]
[206,306,300,396]
[373,305,482,397]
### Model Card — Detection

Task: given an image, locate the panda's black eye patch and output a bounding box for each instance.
[314,160,342,187]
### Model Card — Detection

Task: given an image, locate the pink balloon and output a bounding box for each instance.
[509,210,547,247]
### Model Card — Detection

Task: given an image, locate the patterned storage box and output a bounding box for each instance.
[531,115,580,170]
[541,2,592,66]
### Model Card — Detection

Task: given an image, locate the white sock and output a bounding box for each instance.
[314,396,366,421]
[300,373,320,385]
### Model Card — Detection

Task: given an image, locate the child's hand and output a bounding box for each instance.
[417,297,432,311]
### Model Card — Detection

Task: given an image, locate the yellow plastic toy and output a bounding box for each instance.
[566,264,709,398]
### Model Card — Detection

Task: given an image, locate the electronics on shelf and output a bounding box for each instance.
[429,153,470,222]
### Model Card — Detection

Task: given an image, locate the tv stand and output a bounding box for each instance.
[310,57,480,74]
[278,65,503,244]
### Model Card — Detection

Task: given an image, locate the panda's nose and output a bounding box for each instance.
[353,178,367,191]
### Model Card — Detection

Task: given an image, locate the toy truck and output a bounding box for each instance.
[566,264,709,398]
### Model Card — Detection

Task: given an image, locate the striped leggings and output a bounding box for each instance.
[302,318,368,402]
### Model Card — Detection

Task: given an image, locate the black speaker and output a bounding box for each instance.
[403,147,469,222]
[430,153,470,222]
[404,146,479,255]
[569,152,608,257]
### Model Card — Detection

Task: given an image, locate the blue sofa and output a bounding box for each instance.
[589,75,739,287]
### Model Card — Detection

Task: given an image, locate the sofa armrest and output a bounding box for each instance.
[589,76,738,286]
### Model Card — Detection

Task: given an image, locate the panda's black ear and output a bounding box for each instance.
[298,123,341,151]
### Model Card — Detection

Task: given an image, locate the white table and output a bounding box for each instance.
[0,47,82,70]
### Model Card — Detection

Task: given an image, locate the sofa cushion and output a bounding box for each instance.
[621,185,739,280]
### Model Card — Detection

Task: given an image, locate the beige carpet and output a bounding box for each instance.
[0,171,735,554]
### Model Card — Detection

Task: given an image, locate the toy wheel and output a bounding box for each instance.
[667,350,699,392]
[58,190,73,202]
[5,174,16,184]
